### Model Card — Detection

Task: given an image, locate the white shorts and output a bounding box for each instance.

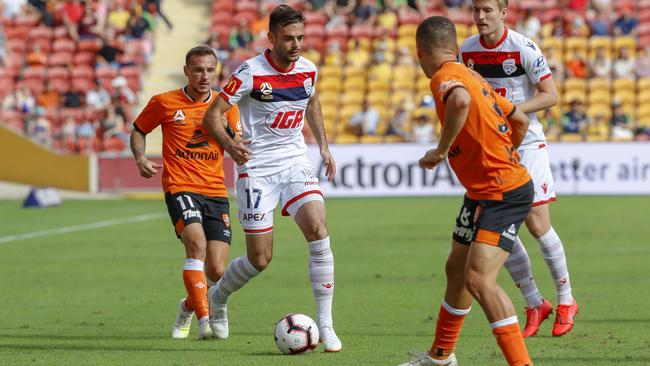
[236,164,324,234]
[518,144,556,206]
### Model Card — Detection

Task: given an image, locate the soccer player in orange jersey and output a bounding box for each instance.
[129,46,241,340]
[399,17,534,366]
[461,0,578,338]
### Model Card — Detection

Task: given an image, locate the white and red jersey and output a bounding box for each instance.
[219,49,317,177]
[460,28,552,149]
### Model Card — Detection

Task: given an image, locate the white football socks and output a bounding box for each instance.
[214,255,260,305]
[538,227,573,304]
[308,237,335,326]
[504,236,544,308]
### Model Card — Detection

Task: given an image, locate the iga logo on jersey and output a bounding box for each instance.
[502,59,517,75]
[265,105,305,136]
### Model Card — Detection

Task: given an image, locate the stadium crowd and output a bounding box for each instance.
[1,0,649,154]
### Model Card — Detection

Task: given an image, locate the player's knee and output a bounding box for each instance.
[249,253,272,271]
[204,264,225,283]
[303,221,328,242]
[464,270,489,299]
[184,238,207,257]
[526,219,551,239]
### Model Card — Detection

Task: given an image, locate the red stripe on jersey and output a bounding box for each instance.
[462,51,522,65]
[264,49,295,73]
[253,72,316,89]
[532,197,556,207]
[244,226,274,234]
[539,73,552,81]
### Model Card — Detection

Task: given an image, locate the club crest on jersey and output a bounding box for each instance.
[502,59,517,75]
[303,78,313,97]
[260,82,273,100]
[222,213,230,228]
[173,109,186,125]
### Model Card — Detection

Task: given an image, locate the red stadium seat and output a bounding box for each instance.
[16,79,45,95]
[13,15,40,27]
[53,26,71,39]
[49,78,72,93]
[61,108,86,123]
[71,66,94,79]
[398,11,422,26]
[47,67,71,80]
[303,11,328,26]
[22,67,46,80]
[305,25,325,38]
[212,0,235,13]
[7,38,26,54]
[73,52,97,66]
[47,52,73,67]
[72,78,96,93]
[235,1,257,13]
[119,66,141,91]
[212,11,235,27]
[53,39,76,53]
[28,26,54,41]
[4,26,30,40]
[77,39,101,52]
[102,136,126,152]
[350,25,373,39]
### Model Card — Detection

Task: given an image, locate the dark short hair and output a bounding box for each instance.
[269,5,304,33]
[416,16,457,54]
[185,45,217,65]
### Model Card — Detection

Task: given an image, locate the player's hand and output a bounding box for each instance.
[419,148,447,170]
[136,158,162,178]
[226,139,252,166]
[320,148,336,181]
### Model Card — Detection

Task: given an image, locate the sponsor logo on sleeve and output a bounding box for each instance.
[223,75,243,96]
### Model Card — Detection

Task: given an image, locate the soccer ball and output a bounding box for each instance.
[274,313,319,355]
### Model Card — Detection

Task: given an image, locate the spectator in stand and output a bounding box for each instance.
[609,99,634,140]
[97,30,124,68]
[353,0,377,26]
[409,108,435,143]
[592,0,611,12]
[516,8,541,41]
[302,45,321,65]
[613,47,634,79]
[589,46,611,78]
[2,0,28,19]
[560,98,589,140]
[566,49,588,78]
[36,81,60,108]
[144,0,173,30]
[16,85,35,114]
[349,100,380,137]
[588,10,611,36]
[385,104,408,138]
[323,41,343,65]
[396,45,414,65]
[78,2,100,39]
[127,9,150,39]
[376,7,397,29]
[636,47,650,78]
[567,16,589,37]
[229,20,253,49]
[29,107,52,147]
[62,87,84,108]
[61,0,84,40]
[567,0,587,12]
[206,33,230,64]
[346,39,369,67]
[26,42,47,66]
[306,0,327,11]
[86,83,111,110]
[108,2,131,33]
[613,6,638,37]
[442,0,465,8]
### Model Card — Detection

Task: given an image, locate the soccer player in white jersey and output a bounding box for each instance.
[202,5,342,352]
[460,0,579,338]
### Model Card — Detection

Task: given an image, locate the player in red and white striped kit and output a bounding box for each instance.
[203,4,342,352]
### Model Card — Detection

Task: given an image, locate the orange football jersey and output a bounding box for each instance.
[431,62,530,201]
[134,88,240,197]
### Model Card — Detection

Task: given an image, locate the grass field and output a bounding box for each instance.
[1,196,649,366]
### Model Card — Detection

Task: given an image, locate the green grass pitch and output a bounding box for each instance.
[1,196,649,365]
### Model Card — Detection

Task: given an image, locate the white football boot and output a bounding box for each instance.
[208,285,229,339]
[197,317,214,340]
[171,298,193,339]
[398,352,458,366]
[318,320,342,352]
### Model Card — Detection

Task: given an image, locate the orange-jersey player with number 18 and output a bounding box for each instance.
[130,46,241,340]
[399,16,534,366]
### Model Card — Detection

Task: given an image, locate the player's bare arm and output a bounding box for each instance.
[203,96,251,166]
[419,88,470,170]
[130,128,162,178]
[507,108,530,149]
[305,90,336,181]
[516,77,558,114]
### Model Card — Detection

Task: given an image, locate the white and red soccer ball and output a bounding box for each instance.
[274,313,319,355]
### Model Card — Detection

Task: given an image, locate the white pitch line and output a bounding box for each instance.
[0,213,167,244]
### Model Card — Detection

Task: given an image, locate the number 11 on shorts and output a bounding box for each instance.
[245,189,262,209]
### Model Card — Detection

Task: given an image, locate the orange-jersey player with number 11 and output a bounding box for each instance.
[130,46,241,340]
